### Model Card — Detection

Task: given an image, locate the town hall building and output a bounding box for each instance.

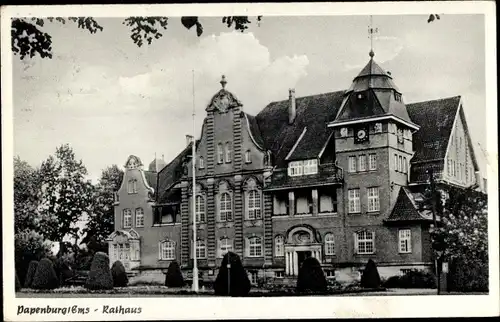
[107,49,483,285]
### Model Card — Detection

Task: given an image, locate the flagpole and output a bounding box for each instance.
[191,69,199,293]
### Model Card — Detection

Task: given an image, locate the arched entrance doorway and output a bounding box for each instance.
[284,225,322,276]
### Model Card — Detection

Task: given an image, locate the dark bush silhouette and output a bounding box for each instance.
[214,252,251,296]
[53,256,74,286]
[383,269,436,289]
[360,259,381,289]
[31,258,60,290]
[15,272,22,291]
[85,252,113,290]
[296,257,327,294]
[447,258,488,292]
[165,261,184,287]
[111,261,129,287]
[24,260,39,288]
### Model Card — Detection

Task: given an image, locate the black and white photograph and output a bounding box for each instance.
[2,2,498,320]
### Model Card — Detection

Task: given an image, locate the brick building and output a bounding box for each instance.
[107,51,483,284]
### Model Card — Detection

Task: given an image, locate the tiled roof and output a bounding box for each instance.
[256,91,344,167]
[156,143,193,204]
[385,187,433,223]
[143,171,158,191]
[407,96,460,163]
[244,113,265,148]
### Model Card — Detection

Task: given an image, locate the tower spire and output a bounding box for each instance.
[368,15,378,58]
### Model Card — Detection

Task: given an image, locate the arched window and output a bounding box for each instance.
[135,208,144,227]
[324,233,335,255]
[159,240,175,260]
[219,192,233,222]
[245,149,252,163]
[217,143,224,164]
[247,236,263,257]
[123,209,132,228]
[225,142,232,163]
[195,195,206,223]
[194,239,207,259]
[199,156,204,169]
[274,235,284,257]
[218,237,233,258]
[127,179,137,194]
[246,190,262,220]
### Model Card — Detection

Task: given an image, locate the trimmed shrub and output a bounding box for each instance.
[85,252,113,290]
[165,261,184,288]
[383,269,436,289]
[31,258,60,290]
[296,257,327,294]
[53,256,74,286]
[360,259,381,289]
[15,272,22,292]
[214,252,251,296]
[111,261,129,287]
[24,260,39,288]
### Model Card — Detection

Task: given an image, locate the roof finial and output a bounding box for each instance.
[220,75,227,89]
[368,15,378,59]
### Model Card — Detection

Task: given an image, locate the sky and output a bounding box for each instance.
[12,14,487,182]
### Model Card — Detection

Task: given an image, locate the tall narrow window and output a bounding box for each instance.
[348,189,360,213]
[274,235,284,257]
[358,155,367,172]
[245,150,252,163]
[225,142,232,163]
[217,143,223,164]
[394,154,399,171]
[219,192,233,221]
[127,179,137,194]
[403,157,407,173]
[246,190,262,220]
[159,240,175,260]
[218,238,233,258]
[195,195,206,223]
[195,239,207,259]
[355,231,374,254]
[288,161,303,176]
[369,153,377,170]
[367,187,380,212]
[349,156,357,173]
[247,236,263,257]
[324,233,335,255]
[123,209,132,228]
[199,156,204,169]
[135,208,144,227]
[398,229,412,253]
[398,156,403,172]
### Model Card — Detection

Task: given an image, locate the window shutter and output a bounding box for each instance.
[353,232,358,254]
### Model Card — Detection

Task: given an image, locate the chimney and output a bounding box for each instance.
[186,134,194,147]
[288,88,296,124]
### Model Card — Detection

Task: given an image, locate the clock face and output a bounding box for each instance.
[357,129,367,139]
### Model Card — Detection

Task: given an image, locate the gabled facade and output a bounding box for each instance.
[109,52,485,284]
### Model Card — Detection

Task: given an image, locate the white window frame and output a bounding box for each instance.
[274,235,284,257]
[247,236,263,257]
[195,195,206,223]
[218,237,233,258]
[246,189,262,220]
[199,156,204,169]
[369,153,377,170]
[398,156,403,172]
[358,155,367,172]
[288,161,303,176]
[159,240,175,260]
[225,142,232,163]
[355,231,375,254]
[324,233,335,255]
[349,156,357,173]
[123,209,132,228]
[394,154,399,171]
[217,143,224,164]
[219,192,233,222]
[303,159,318,175]
[135,208,144,227]
[403,157,407,173]
[398,229,412,253]
[127,179,137,194]
[245,150,252,163]
[367,187,380,212]
[195,239,207,259]
[348,189,360,213]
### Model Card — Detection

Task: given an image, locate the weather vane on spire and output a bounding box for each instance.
[220,75,227,89]
[368,15,378,58]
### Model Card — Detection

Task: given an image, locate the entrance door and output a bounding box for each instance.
[297,251,312,270]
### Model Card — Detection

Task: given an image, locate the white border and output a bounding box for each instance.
[2,2,498,320]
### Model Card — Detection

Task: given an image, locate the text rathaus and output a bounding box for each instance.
[107,49,482,285]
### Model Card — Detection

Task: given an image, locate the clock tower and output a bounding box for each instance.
[328,49,419,221]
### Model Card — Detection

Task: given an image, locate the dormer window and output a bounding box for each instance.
[288,159,318,177]
[394,92,402,102]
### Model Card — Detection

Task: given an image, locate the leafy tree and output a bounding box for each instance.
[15,229,52,286]
[82,165,124,250]
[11,16,262,60]
[37,144,94,248]
[296,257,327,294]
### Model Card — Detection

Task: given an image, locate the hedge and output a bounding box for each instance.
[85,252,113,290]
[31,258,60,290]
[111,261,129,287]
[24,260,39,288]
